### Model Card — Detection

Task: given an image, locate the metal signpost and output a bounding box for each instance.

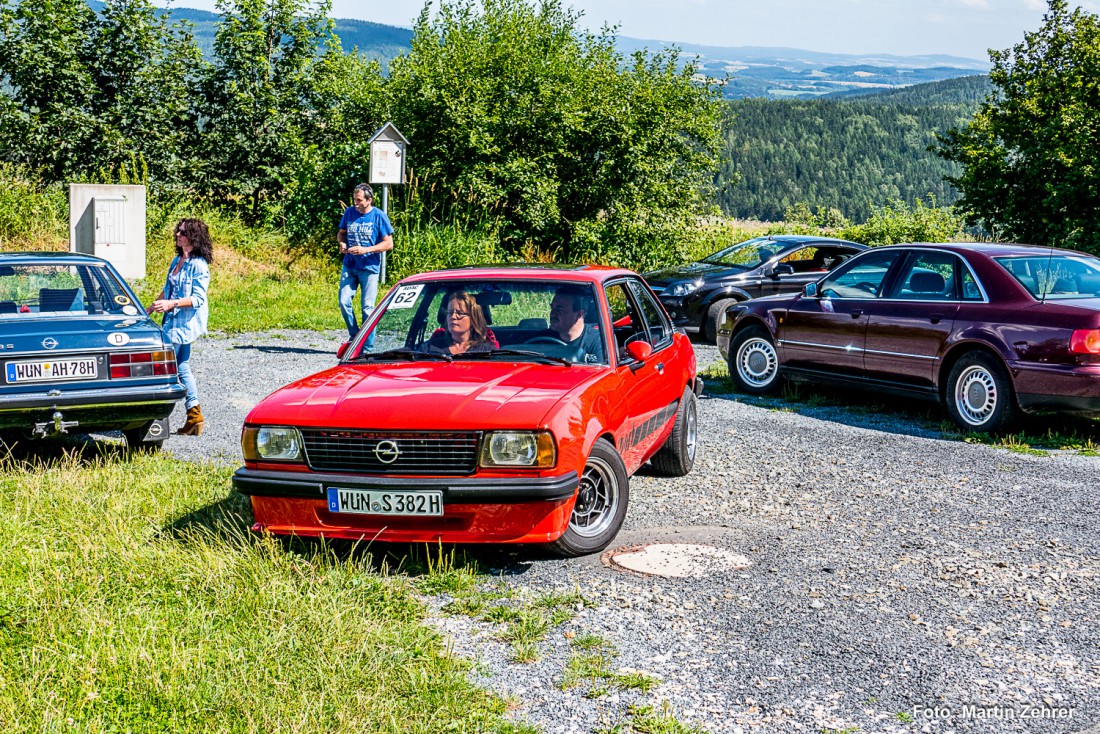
[368,122,409,284]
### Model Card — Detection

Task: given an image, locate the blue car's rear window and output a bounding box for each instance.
[0,263,139,317]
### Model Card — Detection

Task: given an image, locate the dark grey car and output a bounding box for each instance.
[644,235,867,342]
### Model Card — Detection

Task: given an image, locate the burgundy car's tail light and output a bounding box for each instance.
[110,350,178,378]
[1070,329,1100,355]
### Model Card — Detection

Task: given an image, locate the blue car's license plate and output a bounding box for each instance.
[6,357,97,384]
[327,488,443,516]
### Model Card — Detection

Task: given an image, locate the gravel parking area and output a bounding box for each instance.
[168,331,1099,734]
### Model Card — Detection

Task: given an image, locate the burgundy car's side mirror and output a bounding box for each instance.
[803,282,820,298]
[336,341,351,360]
[625,341,653,362]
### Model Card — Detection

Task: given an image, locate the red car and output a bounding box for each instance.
[233,266,701,556]
[718,242,1100,433]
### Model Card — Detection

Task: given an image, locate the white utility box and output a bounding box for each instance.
[69,184,146,280]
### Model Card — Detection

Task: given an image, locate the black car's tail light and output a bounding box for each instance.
[1070,329,1100,355]
[110,350,178,378]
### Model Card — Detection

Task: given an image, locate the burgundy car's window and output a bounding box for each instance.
[994,254,1100,300]
[819,250,901,298]
[888,251,960,301]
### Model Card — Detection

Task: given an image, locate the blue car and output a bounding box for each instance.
[0,252,186,450]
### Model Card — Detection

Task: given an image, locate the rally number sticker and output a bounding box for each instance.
[389,285,424,309]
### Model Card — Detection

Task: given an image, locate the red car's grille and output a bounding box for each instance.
[300,429,482,474]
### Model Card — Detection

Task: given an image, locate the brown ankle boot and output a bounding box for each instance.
[176,405,205,436]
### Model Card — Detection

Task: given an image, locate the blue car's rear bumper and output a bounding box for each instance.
[0,382,186,431]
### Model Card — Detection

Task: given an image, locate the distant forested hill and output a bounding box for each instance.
[716,76,991,222]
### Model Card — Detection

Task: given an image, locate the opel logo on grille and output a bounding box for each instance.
[374,440,400,464]
[42,337,58,349]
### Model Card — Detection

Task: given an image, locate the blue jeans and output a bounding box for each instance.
[339,267,379,345]
[175,341,199,410]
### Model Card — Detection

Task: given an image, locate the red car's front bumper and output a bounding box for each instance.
[233,467,580,544]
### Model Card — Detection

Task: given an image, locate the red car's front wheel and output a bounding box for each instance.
[549,438,629,557]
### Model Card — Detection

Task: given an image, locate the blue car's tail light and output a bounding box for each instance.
[110,350,177,378]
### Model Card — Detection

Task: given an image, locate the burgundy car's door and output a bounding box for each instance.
[779,249,903,378]
[864,250,973,387]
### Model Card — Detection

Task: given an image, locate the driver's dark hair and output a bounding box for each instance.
[554,285,590,313]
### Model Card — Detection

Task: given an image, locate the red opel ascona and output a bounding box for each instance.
[233,266,701,556]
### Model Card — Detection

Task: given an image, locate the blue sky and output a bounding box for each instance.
[168,0,1099,60]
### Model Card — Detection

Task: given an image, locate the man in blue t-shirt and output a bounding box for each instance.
[337,183,394,345]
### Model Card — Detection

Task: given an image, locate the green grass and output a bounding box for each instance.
[0,451,522,733]
[628,703,705,734]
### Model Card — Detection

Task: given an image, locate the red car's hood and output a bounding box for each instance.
[247,361,603,430]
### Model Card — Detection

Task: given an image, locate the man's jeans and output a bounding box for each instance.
[339,267,379,346]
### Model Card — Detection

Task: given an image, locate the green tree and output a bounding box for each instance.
[0,0,204,186]
[88,0,205,188]
[936,0,1100,252]
[0,0,100,181]
[386,0,723,265]
[198,0,374,219]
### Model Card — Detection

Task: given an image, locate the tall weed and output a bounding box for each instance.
[0,164,68,251]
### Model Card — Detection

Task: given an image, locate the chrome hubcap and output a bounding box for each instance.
[684,400,697,461]
[571,455,619,538]
[736,337,777,387]
[954,365,998,426]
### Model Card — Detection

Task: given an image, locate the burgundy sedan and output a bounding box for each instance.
[717,243,1100,432]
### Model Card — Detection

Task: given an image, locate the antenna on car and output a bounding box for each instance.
[1040,239,1056,305]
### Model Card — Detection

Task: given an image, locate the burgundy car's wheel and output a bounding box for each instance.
[729,325,781,395]
[549,439,629,557]
[650,386,698,477]
[945,352,1016,433]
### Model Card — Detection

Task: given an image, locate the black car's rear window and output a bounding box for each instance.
[0,263,138,317]
[993,254,1100,299]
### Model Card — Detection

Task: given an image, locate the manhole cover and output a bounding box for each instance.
[604,543,751,578]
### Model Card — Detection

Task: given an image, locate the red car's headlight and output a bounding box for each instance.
[479,431,556,468]
[242,426,303,462]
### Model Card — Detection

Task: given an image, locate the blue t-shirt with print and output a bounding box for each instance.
[339,205,394,273]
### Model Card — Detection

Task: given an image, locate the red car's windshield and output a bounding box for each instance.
[354,279,609,365]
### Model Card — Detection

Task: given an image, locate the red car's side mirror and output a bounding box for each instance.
[613,315,632,328]
[625,341,653,361]
[336,341,351,360]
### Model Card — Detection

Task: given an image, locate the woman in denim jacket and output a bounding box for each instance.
[147,218,213,436]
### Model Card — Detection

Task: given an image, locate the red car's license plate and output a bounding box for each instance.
[326,488,443,516]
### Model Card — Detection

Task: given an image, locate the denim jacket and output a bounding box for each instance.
[161,255,210,345]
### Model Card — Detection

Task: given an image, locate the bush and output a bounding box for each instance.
[839,196,966,246]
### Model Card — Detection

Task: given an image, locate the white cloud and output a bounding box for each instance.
[1021,0,1046,9]
[958,0,992,9]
